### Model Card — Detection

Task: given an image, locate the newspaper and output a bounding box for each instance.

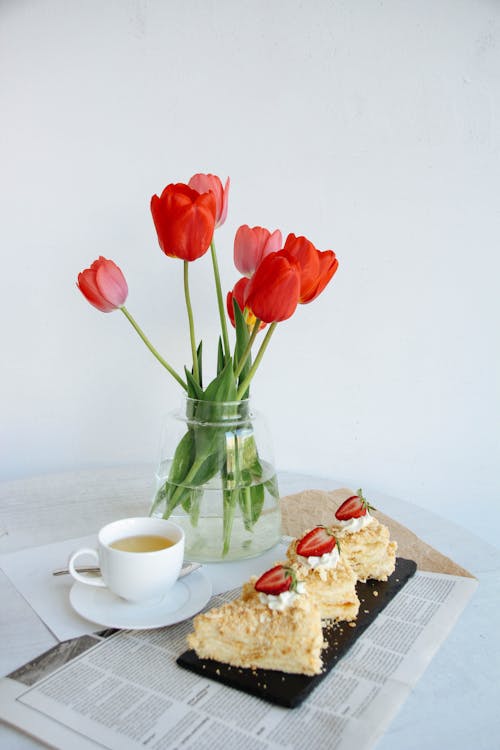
[0,571,477,750]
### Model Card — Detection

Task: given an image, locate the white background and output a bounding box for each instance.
[1,1,499,547]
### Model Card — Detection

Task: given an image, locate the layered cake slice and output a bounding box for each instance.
[286,527,360,622]
[332,490,397,582]
[187,565,324,675]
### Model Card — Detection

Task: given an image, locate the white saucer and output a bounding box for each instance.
[69,569,212,630]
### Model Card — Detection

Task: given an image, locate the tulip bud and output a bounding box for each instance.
[77,256,128,312]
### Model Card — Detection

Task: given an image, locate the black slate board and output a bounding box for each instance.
[177,557,417,708]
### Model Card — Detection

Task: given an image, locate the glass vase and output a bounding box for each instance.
[150,397,281,562]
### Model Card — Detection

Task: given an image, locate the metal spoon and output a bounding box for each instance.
[52,561,201,578]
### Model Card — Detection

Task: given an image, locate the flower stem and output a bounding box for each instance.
[183,261,200,384]
[236,322,278,399]
[120,306,187,391]
[210,240,230,363]
[234,318,261,378]
[163,453,207,514]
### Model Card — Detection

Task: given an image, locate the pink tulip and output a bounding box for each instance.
[234,225,283,278]
[77,256,128,312]
[188,173,230,228]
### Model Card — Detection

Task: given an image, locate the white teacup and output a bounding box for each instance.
[68,517,185,603]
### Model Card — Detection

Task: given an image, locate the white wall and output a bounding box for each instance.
[1,1,499,546]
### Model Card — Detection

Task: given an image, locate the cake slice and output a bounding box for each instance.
[332,490,397,582]
[187,565,324,675]
[285,527,360,622]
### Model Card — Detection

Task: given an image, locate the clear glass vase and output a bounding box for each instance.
[150,397,281,562]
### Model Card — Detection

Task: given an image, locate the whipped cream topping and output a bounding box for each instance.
[297,545,340,570]
[336,512,374,533]
[258,581,306,611]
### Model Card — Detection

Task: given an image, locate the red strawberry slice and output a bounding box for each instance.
[254,565,297,595]
[296,526,337,557]
[335,489,374,521]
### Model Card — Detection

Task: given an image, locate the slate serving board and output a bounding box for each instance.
[177,557,417,708]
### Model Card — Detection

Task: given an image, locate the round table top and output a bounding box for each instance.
[1,466,499,749]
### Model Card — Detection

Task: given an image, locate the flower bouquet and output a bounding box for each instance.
[77,174,338,561]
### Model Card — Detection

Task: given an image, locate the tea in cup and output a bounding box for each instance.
[68,517,185,603]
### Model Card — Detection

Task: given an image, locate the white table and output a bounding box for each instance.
[1,466,499,749]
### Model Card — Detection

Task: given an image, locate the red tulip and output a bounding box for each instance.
[234,225,282,278]
[244,252,301,323]
[188,173,230,228]
[281,233,338,304]
[151,183,216,261]
[77,256,128,312]
[226,277,266,330]
[226,277,248,327]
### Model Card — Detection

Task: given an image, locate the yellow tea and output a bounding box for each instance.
[110,534,174,553]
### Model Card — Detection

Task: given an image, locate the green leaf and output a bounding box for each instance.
[203,358,237,403]
[249,482,265,525]
[217,336,225,375]
[190,447,222,485]
[150,481,169,515]
[240,433,262,476]
[164,483,193,518]
[181,492,192,513]
[196,341,203,388]
[233,298,252,399]
[264,473,280,500]
[238,486,253,531]
[237,482,265,531]
[157,430,196,516]
[184,367,204,400]
[168,430,195,486]
[233,298,249,367]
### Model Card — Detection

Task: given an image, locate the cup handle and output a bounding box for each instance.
[68,548,106,588]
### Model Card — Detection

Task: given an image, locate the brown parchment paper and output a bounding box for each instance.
[280,487,474,579]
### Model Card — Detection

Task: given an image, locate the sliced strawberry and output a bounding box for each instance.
[335,489,375,521]
[296,526,337,557]
[254,565,297,595]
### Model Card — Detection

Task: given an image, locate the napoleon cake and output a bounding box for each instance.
[285,526,359,622]
[187,565,324,675]
[331,489,397,582]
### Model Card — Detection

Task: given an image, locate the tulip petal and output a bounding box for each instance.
[265,228,283,255]
[281,233,320,303]
[244,252,300,323]
[226,277,249,327]
[218,176,230,227]
[151,183,216,261]
[283,233,338,304]
[188,173,229,228]
[77,257,128,312]
[77,268,116,312]
[234,225,283,278]
[305,251,339,303]
[95,259,128,308]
